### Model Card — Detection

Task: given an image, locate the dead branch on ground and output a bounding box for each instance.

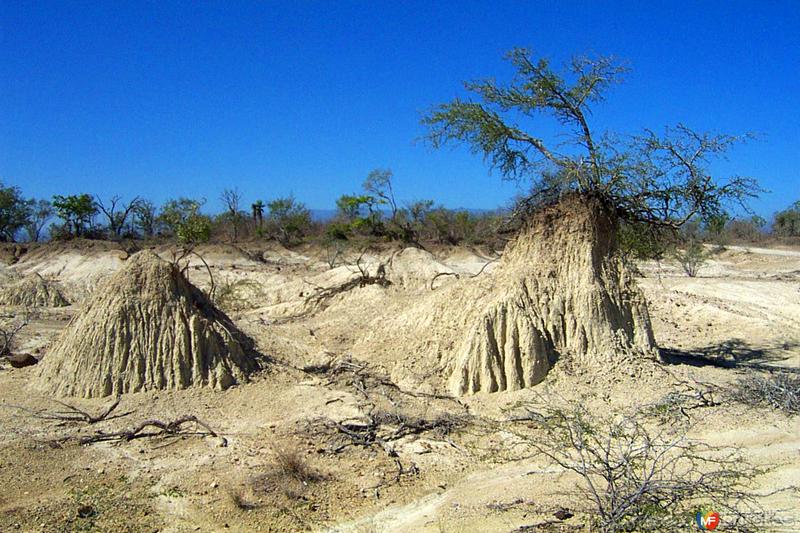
[306,354,466,406]
[0,309,29,357]
[302,249,391,311]
[304,408,471,485]
[77,414,226,446]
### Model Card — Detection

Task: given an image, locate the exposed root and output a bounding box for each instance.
[430,271,459,290]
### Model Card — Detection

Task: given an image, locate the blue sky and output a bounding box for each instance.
[1,1,798,217]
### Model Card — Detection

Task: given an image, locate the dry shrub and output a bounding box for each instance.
[0,309,29,357]
[728,372,800,415]
[214,277,261,312]
[510,403,776,532]
[226,488,258,511]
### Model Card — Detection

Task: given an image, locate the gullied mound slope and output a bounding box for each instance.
[0,273,69,307]
[448,195,655,394]
[354,195,656,395]
[34,251,259,398]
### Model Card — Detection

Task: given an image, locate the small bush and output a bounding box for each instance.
[213,278,260,312]
[675,241,707,277]
[265,196,312,245]
[729,372,800,415]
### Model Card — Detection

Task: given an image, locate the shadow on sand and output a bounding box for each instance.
[660,338,799,374]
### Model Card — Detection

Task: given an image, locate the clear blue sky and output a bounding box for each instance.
[1,0,798,217]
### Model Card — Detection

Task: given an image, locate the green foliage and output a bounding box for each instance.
[52,193,98,238]
[0,182,33,242]
[618,222,674,261]
[422,48,760,231]
[158,198,211,246]
[325,220,351,241]
[773,200,800,237]
[266,196,312,245]
[334,193,384,238]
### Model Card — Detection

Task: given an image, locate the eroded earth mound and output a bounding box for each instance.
[357,194,656,395]
[33,250,259,398]
[0,273,69,307]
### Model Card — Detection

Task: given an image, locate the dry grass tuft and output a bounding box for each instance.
[248,446,325,502]
[273,447,322,485]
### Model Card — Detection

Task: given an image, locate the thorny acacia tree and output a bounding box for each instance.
[422,49,760,229]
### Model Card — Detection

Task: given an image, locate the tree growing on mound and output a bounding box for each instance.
[422,48,759,231]
[34,251,259,398]
[412,49,759,394]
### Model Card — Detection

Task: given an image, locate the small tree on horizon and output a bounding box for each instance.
[52,194,98,238]
[0,182,33,242]
[96,195,142,240]
[220,188,245,241]
[773,200,800,237]
[23,199,53,242]
[132,199,158,238]
[158,197,211,245]
[265,196,312,245]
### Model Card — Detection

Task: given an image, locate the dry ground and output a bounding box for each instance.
[0,241,797,532]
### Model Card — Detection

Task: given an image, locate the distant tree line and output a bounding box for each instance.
[0,177,795,254]
[0,173,507,249]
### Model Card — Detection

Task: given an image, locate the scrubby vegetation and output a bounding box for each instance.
[2,176,794,264]
[729,372,800,415]
[511,402,774,532]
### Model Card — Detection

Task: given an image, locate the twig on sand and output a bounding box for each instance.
[6,395,124,425]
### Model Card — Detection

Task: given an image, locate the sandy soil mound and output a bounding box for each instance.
[356,195,656,395]
[0,273,69,307]
[385,247,458,290]
[33,251,260,398]
[9,241,129,303]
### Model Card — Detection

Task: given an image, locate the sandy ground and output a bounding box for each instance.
[0,241,798,532]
